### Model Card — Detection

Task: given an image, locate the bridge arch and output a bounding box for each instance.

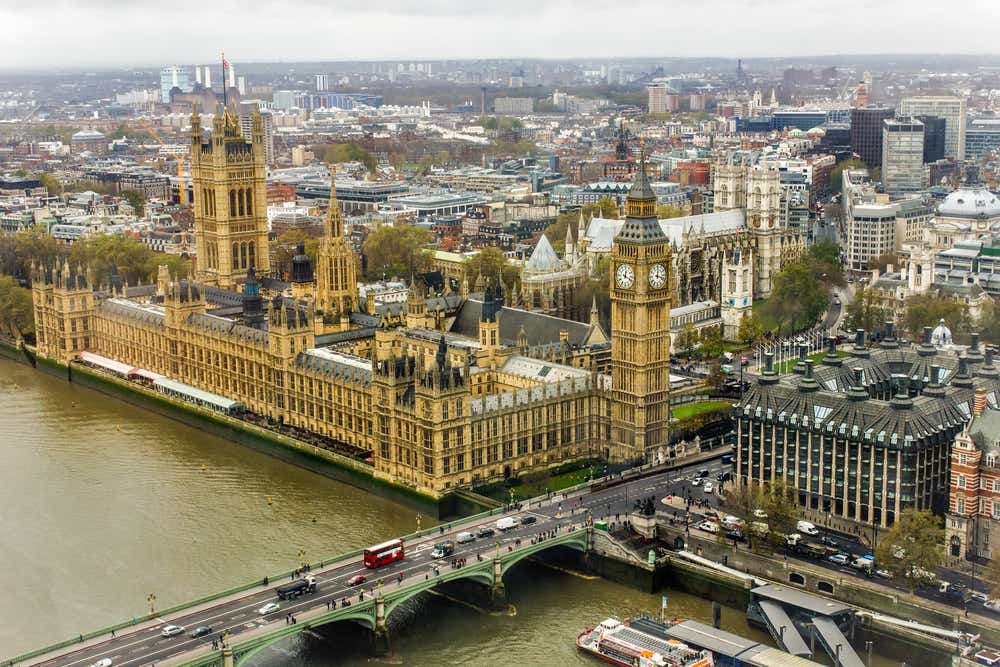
[229,605,378,666]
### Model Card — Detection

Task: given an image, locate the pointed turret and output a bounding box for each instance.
[565,223,576,266]
[590,297,600,327]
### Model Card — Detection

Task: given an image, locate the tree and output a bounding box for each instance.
[656,204,687,219]
[34,172,63,195]
[271,230,320,280]
[574,256,611,330]
[699,326,726,360]
[362,225,434,279]
[763,261,831,336]
[465,246,518,290]
[705,360,726,390]
[676,323,699,359]
[311,143,377,174]
[978,299,1000,348]
[762,478,798,549]
[121,189,146,218]
[13,226,68,279]
[874,509,944,592]
[903,291,970,342]
[844,287,891,335]
[737,313,763,345]
[829,159,867,192]
[0,275,34,339]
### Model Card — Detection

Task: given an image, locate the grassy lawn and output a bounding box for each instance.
[475,461,605,503]
[671,400,732,420]
[775,349,849,374]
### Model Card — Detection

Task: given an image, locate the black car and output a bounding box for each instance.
[521,516,537,525]
[477,527,495,538]
[189,625,213,638]
[819,535,839,547]
[697,469,709,479]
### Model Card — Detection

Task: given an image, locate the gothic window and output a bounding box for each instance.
[238,189,246,217]
[240,242,248,269]
[230,190,237,217]
[248,242,255,269]
[245,189,253,216]
[232,243,239,267]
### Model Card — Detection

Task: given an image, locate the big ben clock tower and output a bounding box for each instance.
[610,147,673,464]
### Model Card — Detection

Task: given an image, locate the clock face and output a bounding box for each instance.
[615,263,635,289]
[649,263,667,289]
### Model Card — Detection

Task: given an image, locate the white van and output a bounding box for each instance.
[456,531,475,544]
[796,520,819,535]
[496,516,518,532]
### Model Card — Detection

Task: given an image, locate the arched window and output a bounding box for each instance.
[240,242,248,269]
[238,189,245,217]
[230,190,237,217]
[248,241,255,269]
[245,189,252,216]
[232,243,239,268]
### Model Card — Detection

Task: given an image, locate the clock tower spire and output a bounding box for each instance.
[609,145,673,464]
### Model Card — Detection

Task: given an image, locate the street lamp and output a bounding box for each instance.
[147,593,156,615]
[416,513,422,533]
[298,548,306,569]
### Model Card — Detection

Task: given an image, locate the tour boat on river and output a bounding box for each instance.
[577,618,714,667]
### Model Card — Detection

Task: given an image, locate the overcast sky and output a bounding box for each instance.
[3,0,1000,70]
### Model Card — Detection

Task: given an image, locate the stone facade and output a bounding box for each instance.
[191,109,270,290]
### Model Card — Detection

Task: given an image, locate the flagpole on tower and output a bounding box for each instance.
[221,50,228,111]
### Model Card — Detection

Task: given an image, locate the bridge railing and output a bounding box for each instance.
[8,458,678,666]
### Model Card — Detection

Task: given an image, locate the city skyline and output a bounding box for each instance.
[4,0,1000,69]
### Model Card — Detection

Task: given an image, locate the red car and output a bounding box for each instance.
[347,574,367,587]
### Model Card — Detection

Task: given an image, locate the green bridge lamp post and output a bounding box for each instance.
[147,593,155,615]
[416,513,422,533]
[298,549,306,569]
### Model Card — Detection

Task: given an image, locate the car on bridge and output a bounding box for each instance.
[258,602,281,615]
[827,553,850,566]
[348,574,367,587]
[696,521,719,533]
[521,515,537,525]
[88,660,112,667]
[160,625,185,637]
[477,527,495,538]
[189,625,213,638]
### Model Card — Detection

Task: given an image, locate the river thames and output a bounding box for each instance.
[1,359,911,665]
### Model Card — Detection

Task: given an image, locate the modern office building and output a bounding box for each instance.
[900,96,967,161]
[965,119,1000,160]
[160,65,191,103]
[315,74,329,91]
[850,106,894,167]
[916,115,946,163]
[882,117,925,194]
[238,108,275,166]
[494,97,534,114]
[648,83,668,114]
[738,331,998,530]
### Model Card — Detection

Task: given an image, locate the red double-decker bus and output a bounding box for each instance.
[363,538,405,568]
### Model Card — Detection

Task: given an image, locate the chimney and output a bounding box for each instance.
[799,343,809,361]
[923,326,932,345]
[804,360,814,379]
[972,333,981,352]
[853,367,864,388]
[885,321,895,338]
[765,352,774,373]
[827,337,837,354]
[855,328,865,348]
[975,387,988,417]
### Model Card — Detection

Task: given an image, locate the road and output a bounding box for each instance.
[28,455,731,667]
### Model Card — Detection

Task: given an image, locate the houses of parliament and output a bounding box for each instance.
[30,108,676,498]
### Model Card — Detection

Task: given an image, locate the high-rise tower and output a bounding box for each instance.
[610,147,673,465]
[190,107,270,290]
[315,177,359,322]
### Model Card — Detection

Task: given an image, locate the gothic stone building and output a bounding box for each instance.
[30,119,673,498]
[582,159,802,340]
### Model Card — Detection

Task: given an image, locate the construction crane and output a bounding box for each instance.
[138,120,188,206]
